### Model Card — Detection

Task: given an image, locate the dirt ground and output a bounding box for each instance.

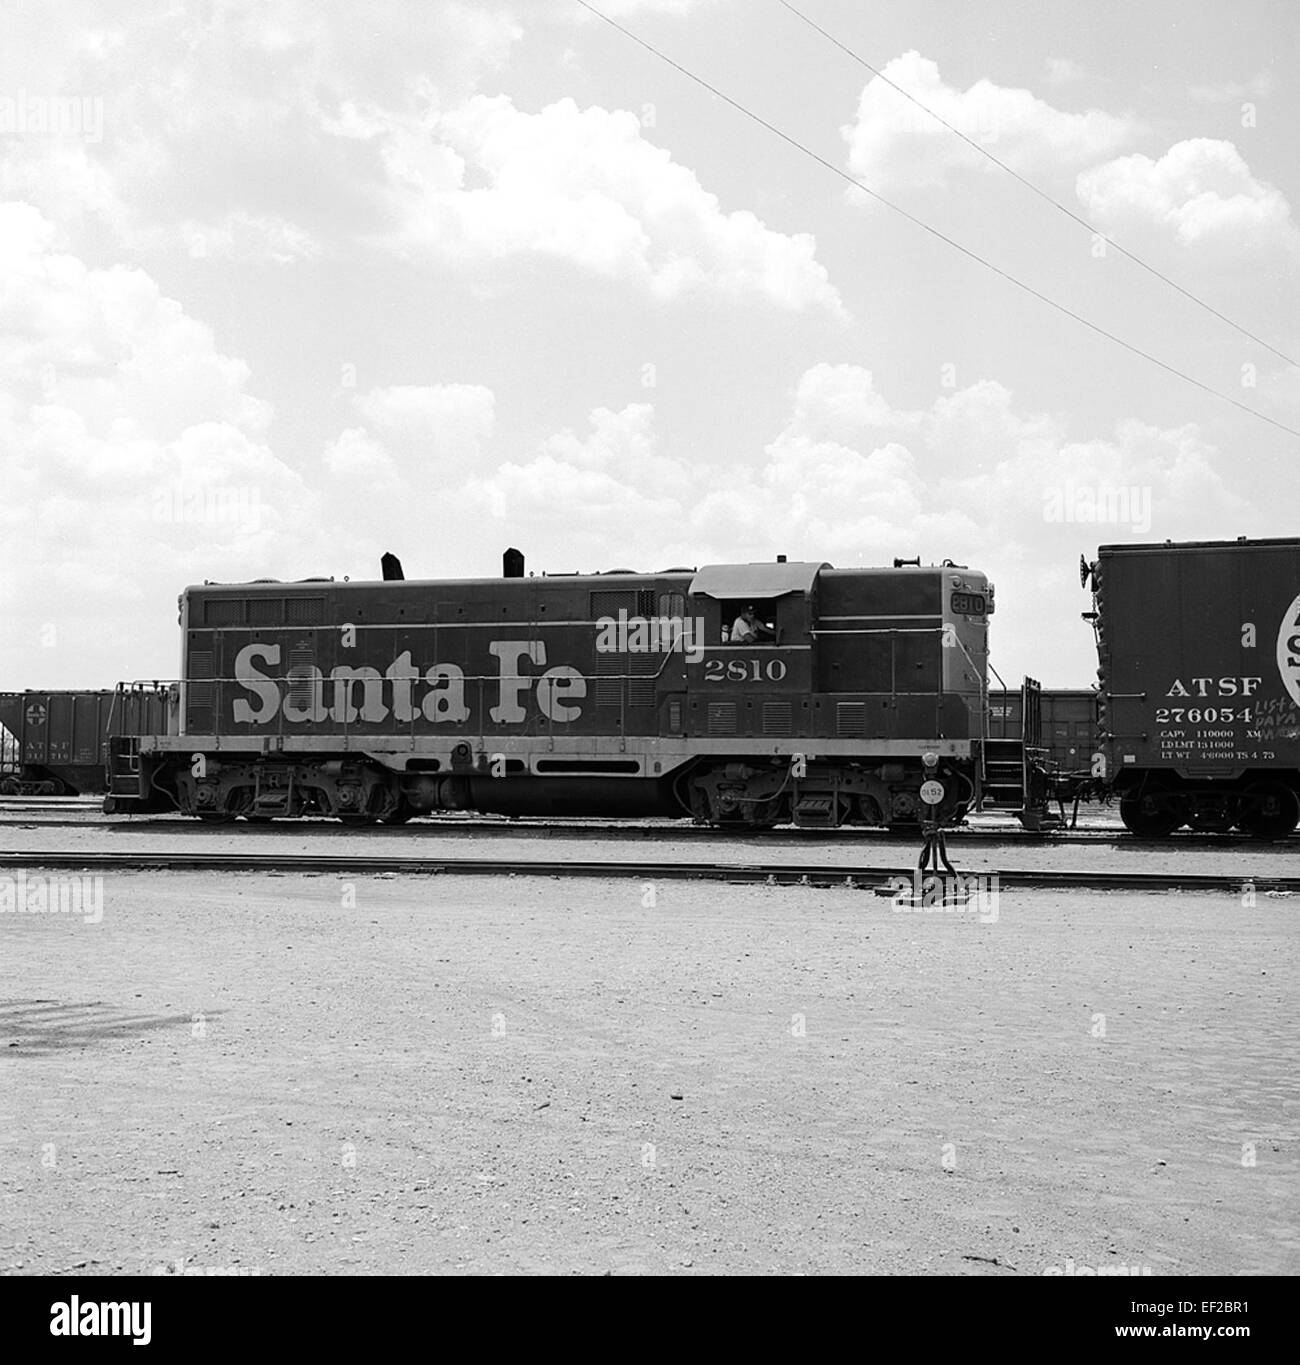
[1,863,1295,1275]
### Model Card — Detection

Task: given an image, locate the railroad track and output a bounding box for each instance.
[2,849,1294,893]
[2,812,1293,847]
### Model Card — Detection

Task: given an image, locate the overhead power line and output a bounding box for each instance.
[574,0,1300,440]
[776,0,1299,369]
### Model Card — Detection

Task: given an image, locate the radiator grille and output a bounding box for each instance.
[248,597,282,627]
[590,589,636,620]
[206,598,244,626]
[286,596,325,625]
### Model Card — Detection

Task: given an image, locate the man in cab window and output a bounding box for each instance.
[731,604,774,644]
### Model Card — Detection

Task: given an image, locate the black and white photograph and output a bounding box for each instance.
[0,0,1294,1327]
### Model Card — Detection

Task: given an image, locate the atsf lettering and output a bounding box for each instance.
[1165,677,1261,697]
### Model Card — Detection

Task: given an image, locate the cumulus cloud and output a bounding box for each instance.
[570,0,724,14]
[0,0,525,261]
[842,51,1137,194]
[1076,138,1300,254]
[1044,57,1089,85]
[464,403,688,558]
[352,384,496,456]
[177,212,322,263]
[0,3,837,314]
[384,96,843,313]
[1188,72,1275,103]
[451,363,1251,607]
[0,203,316,682]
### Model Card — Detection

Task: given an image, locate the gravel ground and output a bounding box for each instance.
[1,866,1295,1276]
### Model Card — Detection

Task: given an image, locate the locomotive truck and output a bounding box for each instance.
[105,554,996,829]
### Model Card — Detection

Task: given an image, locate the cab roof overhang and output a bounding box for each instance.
[688,561,830,600]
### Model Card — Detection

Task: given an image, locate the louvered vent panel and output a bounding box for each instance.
[594,651,623,708]
[707,702,737,735]
[287,640,316,712]
[187,646,215,732]
[762,701,792,735]
[837,702,866,737]
[628,653,658,708]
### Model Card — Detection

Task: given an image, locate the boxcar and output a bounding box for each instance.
[106,557,995,829]
[1087,536,1300,837]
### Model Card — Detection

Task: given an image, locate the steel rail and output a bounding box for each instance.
[1,812,1293,847]
[1,849,1293,893]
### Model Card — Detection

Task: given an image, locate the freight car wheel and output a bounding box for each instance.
[380,799,416,825]
[1237,782,1299,840]
[1119,791,1183,837]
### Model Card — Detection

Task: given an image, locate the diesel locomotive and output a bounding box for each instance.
[105,554,995,829]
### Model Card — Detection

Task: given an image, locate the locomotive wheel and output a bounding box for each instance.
[1237,782,1300,840]
[1119,791,1183,837]
[380,799,416,826]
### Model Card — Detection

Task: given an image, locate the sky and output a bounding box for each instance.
[1,0,1296,689]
